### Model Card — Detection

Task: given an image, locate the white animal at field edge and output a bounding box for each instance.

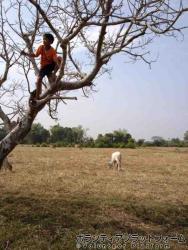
[108,151,122,171]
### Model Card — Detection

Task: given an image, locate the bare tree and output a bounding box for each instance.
[0,0,188,167]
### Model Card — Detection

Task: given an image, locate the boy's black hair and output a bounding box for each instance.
[43,33,54,44]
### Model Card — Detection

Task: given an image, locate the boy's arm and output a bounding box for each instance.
[53,53,62,67]
[21,45,42,58]
[21,51,37,57]
[54,57,61,67]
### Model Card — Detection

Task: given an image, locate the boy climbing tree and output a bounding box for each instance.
[21,33,61,105]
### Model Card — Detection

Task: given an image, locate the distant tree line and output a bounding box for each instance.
[0,123,188,148]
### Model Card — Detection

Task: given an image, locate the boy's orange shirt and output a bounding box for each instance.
[35,45,58,68]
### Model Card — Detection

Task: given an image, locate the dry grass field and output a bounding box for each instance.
[0,146,187,250]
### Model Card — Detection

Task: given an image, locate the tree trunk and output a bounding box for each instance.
[1,157,12,171]
[0,110,36,168]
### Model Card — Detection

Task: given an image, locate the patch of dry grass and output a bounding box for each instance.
[0,146,187,249]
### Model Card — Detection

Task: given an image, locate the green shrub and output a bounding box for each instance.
[126,141,136,149]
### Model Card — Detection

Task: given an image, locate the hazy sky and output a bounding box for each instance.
[37,28,188,140]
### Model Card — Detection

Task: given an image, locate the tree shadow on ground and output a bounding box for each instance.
[0,194,187,249]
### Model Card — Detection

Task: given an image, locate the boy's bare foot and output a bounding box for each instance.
[29,99,37,106]
[29,89,38,107]
[30,89,37,98]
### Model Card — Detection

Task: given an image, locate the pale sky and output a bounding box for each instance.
[37,29,188,141]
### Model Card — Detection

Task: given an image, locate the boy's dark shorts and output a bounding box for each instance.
[39,62,56,78]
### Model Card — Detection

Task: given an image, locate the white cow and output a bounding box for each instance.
[108,151,122,171]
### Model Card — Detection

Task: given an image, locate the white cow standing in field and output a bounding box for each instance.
[108,151,122,171]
